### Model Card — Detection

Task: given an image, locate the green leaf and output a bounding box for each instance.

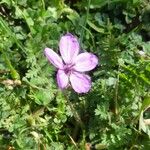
[87,20,105,33]
[139,97,150,115]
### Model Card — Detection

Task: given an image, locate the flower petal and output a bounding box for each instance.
[70,72,91,93]
[59,33,80,64]
[57,69,69,89]
[44,48,63,69]
[73,52,98,72]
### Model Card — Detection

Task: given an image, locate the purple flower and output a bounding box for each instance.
[44,33,98,93]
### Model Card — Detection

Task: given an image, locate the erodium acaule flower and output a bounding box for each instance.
[44,33,98,93]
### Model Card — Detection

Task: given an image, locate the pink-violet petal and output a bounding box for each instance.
[70,72,91,93]
[73,52,98,72]
[44,48,64,69]
[57,69,69,89]
[59,33,80,64]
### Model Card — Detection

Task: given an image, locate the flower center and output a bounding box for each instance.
[64,64,74,75]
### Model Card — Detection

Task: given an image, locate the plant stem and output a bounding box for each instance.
[0,16,27,55]
[63,91,84,129]
[64,91,86,146]
[41,0,45,10]
[114,67,120,116]
[80,0,91,46]
[0,49,20,79]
